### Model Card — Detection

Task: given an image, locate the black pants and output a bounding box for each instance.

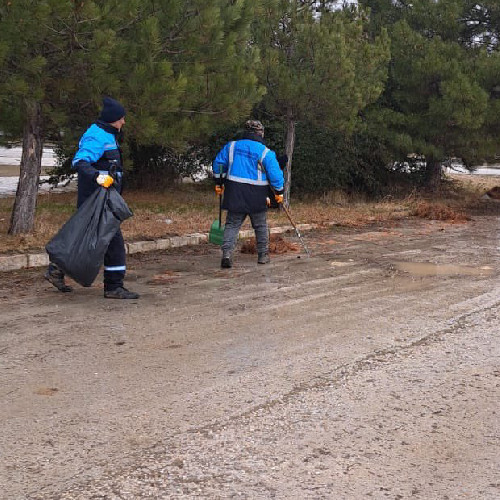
[103,229,126,291]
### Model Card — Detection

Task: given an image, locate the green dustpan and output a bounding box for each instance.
[209,192,224,245]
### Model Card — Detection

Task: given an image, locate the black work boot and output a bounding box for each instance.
[104,286,140,299]
[44,263,73,293]
[221,256,233,269]
[258,252,270,264]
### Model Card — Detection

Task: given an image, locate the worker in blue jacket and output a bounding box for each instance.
[45,97,139,299]
[213,120,285,268]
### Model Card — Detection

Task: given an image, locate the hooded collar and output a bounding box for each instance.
[241,131,265,145]
[96,119,123,142]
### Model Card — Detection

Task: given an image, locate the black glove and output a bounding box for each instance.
[277,155,288,170]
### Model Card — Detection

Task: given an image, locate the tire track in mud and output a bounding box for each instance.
[22,273,500,500]
[3,218,500,498]
[186,294,500,441]
[34,284,500,500]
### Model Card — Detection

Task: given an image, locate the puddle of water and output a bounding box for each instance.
[395,262,495,277]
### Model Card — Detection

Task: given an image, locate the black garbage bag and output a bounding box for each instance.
[46,187,133,287]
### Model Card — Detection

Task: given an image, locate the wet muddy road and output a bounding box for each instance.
[1,214,500,499]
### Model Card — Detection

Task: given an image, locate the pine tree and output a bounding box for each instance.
[108,0,264,149]
[253,0,389,204]
[359,0,497,188]
[0,0,263,234]
[0,0,140,234]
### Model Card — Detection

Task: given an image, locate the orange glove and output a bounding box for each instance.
[96,174,114,188]
[215,185,224,196]
[274,193,284,204]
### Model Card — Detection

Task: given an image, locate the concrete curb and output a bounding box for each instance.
[0,223,317,273]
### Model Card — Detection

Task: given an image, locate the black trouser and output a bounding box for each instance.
[103,229,126,291]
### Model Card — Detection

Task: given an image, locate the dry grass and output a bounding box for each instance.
[0,174,498,254]
[0,187,217,254]
[446,173,500,199]
[410,201,469,222]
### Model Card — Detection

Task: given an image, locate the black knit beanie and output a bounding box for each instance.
[99,97,126,123]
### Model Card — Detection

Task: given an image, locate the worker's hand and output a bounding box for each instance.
[277,154,288,170]
[96,174,114,188]
[266,197,271,207]
[215,185,224,196]
[274,193,284,204]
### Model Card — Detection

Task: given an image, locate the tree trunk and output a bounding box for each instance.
[9,101,43,235]
[284,111,296,207]
[425,157,442,192]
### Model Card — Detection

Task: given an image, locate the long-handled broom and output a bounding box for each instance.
[208,177,225,245]
[277,199,311,257]
[263,161,311,257]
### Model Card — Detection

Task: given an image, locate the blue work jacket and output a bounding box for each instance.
[72,120,123,207]
[213,133,284,213]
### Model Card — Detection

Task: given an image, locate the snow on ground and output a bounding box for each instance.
[0,176,77,198]
[0,146,56,167]
[447,166,500,176]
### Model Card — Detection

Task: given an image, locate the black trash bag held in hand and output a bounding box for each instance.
[46,187,133,287]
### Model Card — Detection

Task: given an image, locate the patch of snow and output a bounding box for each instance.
[0,146,56,167]
[0,175,77,198]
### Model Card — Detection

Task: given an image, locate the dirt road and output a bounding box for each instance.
[1,213,500,499]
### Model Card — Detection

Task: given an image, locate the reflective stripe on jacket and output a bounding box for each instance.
[213,134,284,213]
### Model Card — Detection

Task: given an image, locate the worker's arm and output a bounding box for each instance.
[72,135,106,183]
[212,142,231,195]
[262,150,284,193]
